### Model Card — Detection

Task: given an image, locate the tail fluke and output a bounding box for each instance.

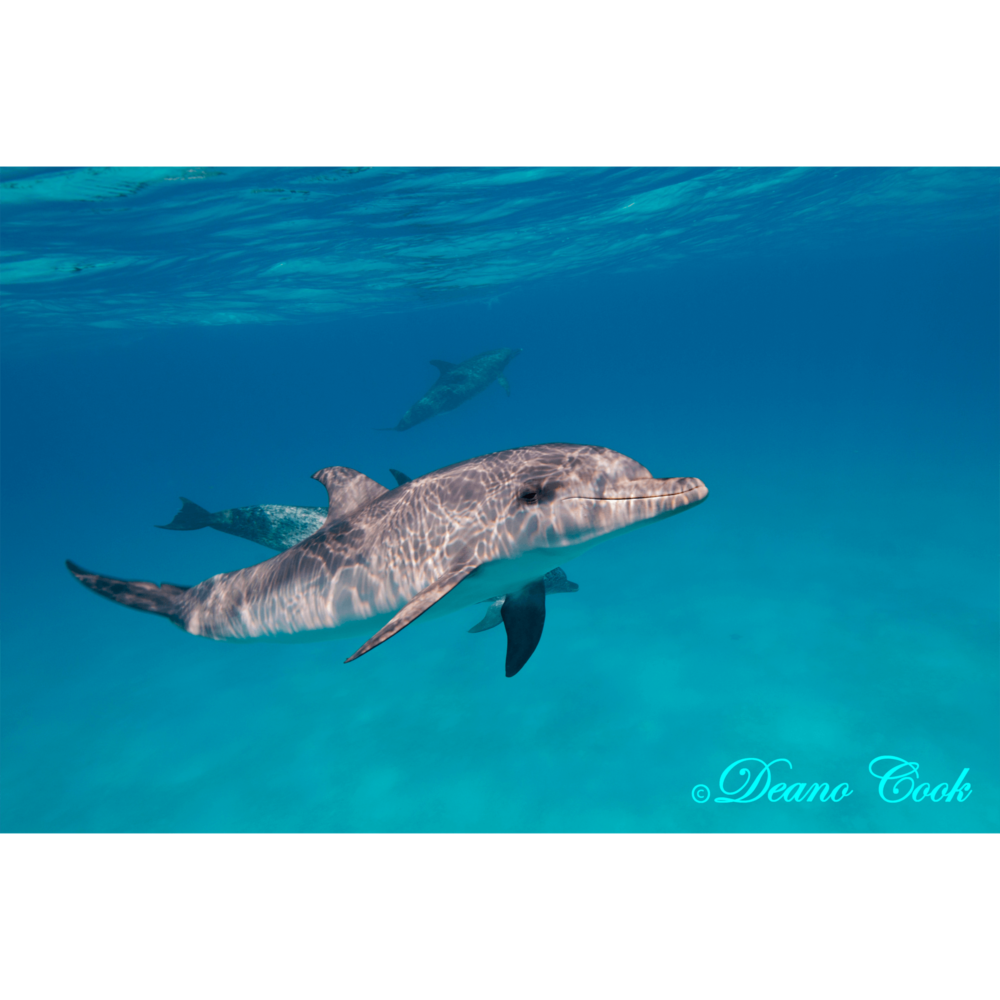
[155,497,214,531]
[66,560,189,625]
[542,567,579,594]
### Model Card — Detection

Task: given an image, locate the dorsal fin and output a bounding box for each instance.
[389,468,412,486]
[430,359,456,373]
[311,466,389,527]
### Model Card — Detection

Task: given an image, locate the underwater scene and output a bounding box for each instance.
[1,166,997,833]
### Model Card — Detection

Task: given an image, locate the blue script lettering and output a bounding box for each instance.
[783,782,808,802]
[945,769,971,802]
[713,758,852,804]
[715,757,788,803]
[867,757,972,803]
[805,783,830,802]
[829,782,852,802]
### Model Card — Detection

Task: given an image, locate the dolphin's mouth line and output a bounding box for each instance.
[561,490,705,501]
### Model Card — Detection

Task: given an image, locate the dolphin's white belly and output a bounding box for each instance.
[243,613,394,644]
[430,544,591,616]
[237,543,592,645]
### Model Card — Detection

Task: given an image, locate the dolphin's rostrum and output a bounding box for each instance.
[67,444,708,676]
[382,347,521,431]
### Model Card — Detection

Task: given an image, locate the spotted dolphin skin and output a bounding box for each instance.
[156,498,328,551]
[67,444,708,677]
[157,473,581,629]
[384,347,522,431]
[156,470,417,551]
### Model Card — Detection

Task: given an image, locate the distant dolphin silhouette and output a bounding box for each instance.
[68,444,708,677]
[156,470,581,630]
[382,347,522,431]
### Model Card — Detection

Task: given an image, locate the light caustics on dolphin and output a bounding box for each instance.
[154,469,580,632]
[381,347,521,431]
[67,444,708,677]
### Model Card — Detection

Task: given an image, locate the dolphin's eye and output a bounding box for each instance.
[519,481,561,505]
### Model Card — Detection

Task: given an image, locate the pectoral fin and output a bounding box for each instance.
[500,578,546,677]
[497,375,511,396]
[468,598,505,633]
[345,562,479,663]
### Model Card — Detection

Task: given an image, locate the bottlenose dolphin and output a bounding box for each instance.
[383,347,522,431]
[155,470,581,628]
[67,444,707,676]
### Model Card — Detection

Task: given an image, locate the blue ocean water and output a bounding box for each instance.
[1,166,996,832]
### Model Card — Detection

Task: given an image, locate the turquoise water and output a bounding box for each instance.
[1,166,997,832]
